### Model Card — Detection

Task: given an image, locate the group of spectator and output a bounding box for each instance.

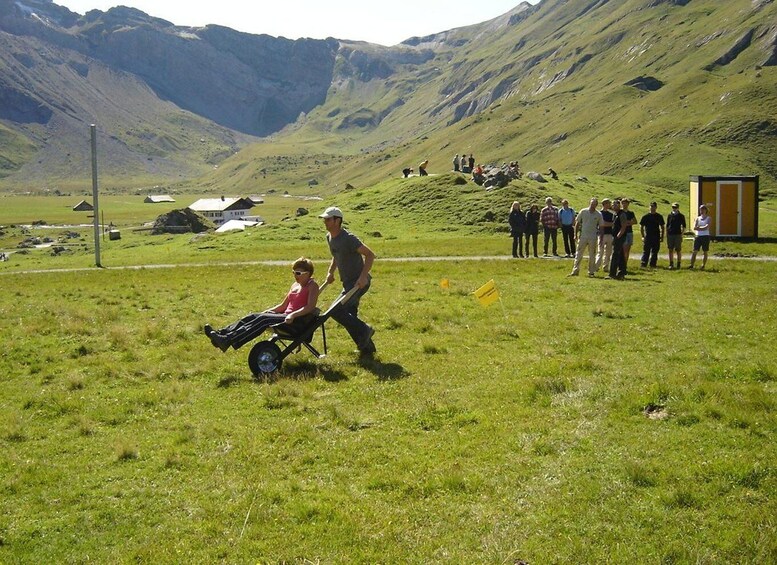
[453,154,477,174]
[508,197,712,278]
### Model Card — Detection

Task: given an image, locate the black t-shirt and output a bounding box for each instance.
[666,211,686,235]
[623,210,636,233]
[612,210,625,239]
[601,209,614,235]
[640,212,665,239]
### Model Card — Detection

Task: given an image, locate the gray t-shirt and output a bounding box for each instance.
[576,209,602,239]
[328,228,366,287]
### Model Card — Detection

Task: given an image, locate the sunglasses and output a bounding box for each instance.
[292,270,309,276]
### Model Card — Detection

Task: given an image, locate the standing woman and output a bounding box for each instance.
[508,201,527,258]
[524,204,541,258]
[689,205,711,269]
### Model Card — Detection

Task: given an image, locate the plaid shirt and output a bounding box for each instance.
[541,206,559,229]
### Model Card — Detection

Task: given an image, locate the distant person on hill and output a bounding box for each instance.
[595,198,614,271]
[665,202,687,270]
[461,154,469,173]
[558,199,576,257]
[608,200,628,280]
[525,204,540,258]
[569,197,601,277]
[320,206,377,355]
[402,167,413,178]
[453,154,460,172]
[204,257,320,351]
[639,201,665,268]
[548,167,558,180]
[621,198,637,272]
[419,160,429,176]
[540,197,560,257]
[468,155,475,172]
[689,205,711,270]
[508,201,527,258]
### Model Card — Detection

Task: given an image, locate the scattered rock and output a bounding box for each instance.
[625,76,664,92]
[295,207,309,217]
[344,183,357,190]
[644,404,668,420]
[527,171,547,183]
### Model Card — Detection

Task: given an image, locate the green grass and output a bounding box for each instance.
[3,174,777,273]
[1,253,775,561]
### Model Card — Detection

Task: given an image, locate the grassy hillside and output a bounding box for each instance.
[196,0,777,199]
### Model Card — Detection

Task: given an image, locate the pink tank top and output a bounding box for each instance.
[284,281,312,313]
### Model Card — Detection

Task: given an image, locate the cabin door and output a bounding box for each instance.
[717,181,742,237]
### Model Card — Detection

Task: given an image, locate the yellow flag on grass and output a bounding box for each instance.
[440,278,450,289]
[473,279,500,307]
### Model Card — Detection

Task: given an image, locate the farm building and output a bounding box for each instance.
[689,175,759,239]
[72,200,93,212]
[187,197,256,226]
[144,195,176,203]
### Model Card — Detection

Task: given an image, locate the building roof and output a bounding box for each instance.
[144,195,176,203]
[215,219,262,233]
[73,200,93,211]
[188,197,254,212]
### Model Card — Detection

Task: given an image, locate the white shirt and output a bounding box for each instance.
[694,214,710,236]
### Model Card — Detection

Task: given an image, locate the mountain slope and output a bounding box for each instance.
[213,0,776,195]
[1,0,775,196]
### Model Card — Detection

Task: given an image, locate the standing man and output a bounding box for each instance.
[620,198,637,272]
[453,154,460,172]
[608,200,628,280]
[540,197,560,257]
[558,199,576,257]
[665,202,686,270]
[419,160,429,176]
[595,198,614,271]
[569,197,602,277]
[639,201,665,268]
[320,206,377,354]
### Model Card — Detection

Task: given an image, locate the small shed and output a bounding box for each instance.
[689,175,759,239]
[73,200,93,212]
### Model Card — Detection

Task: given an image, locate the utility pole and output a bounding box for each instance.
[90,124,101,267]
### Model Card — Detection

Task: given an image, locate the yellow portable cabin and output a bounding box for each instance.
[689,175,759,239]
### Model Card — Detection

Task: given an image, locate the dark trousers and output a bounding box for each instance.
[419,169,428,176]
[511,234,524,257]
[561,224,576,255]
[609,236,627,278]
[543,227,558,255]
[331,280,372,348]
[525,232,538,257]
[641,237,660,267]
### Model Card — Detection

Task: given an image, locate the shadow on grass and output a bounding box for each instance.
[216,374,242,388]
[356,356,410,381]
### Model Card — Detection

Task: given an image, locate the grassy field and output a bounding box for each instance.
[1,173,775,561]
[1,255,775,562]
[2,174,777,273]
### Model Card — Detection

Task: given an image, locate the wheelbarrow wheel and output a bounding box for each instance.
[248,341,283,376]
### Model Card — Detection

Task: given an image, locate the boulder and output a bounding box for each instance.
[151,208,213,235]
[527,172,547,183]
[296,207,309,217]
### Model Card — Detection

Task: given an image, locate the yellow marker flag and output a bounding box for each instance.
[473,279,500,307]
[440,278,450,289]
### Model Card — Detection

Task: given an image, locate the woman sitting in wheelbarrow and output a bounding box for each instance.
[204,257,320,351]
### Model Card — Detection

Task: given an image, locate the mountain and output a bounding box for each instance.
[1,0,776,195]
